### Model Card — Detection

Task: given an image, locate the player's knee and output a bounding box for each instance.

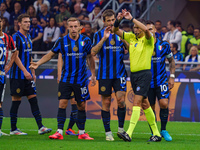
[133,95,143,106]
[77,102,85,111]
[151,104,156,110]
[117,99,126,108]
[141,103,147,110]
[59,100,68,109]
[102,95,111,110]
[70,98,77,105]
[159,99,168,109]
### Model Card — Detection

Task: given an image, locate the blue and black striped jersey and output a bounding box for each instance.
[29,25,43,39]
[10,31,32,79]
[51,34,91,84]
[93,28,127,80]
[150,38,173,88]
[173,52,183,62]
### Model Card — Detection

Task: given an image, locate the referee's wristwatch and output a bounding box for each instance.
[170,74,175,79]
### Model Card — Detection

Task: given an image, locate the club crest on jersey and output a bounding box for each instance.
[101,86,106,92]
[58,92,61,97]
[110,39,115,45]
[28,43,31,48]
[71,92,74,96]
[158,45,162,50]
[16,88,21,93]
[81,41,84,46]
[73,46,78,52]
[135,43,138,47]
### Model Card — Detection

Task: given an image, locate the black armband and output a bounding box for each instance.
[114,19,120,27]
[130,17,134,22]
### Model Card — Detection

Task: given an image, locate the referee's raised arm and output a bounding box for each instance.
[112,12,124,39]
[121,9,152,39]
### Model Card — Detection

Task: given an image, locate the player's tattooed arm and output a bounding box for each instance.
[91,26,110,56]
[167,57,175,89]
[167,57,175,75]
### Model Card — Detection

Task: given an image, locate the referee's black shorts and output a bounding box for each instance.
[130,70,152,98]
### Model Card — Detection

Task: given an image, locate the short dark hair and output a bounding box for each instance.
[146,20,154,25]
[137,18,146,25]
[176,21,182,27]
[1,2,7,8]
[102,9,115,21]
[95,4,101,8]
[162,26,167,29]
[169,20,176,27]
[187,24,194,30]
[155,20,161,23]
[172,43,178,50]
[17,14,30,23]
[84,22,92,27]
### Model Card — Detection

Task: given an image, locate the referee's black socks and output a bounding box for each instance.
[28,97,43,129]
[10,101,21,131]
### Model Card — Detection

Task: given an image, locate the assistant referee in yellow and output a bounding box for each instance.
[112,9,161,142]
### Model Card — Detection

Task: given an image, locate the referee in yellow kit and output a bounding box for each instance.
[112,9,161,142]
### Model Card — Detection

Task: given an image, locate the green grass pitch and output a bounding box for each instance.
[0,118,200,150]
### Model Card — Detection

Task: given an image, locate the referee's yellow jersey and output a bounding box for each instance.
[123,32,154,72]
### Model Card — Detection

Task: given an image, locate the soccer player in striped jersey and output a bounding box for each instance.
[113,9,161,142]
[146,20,175,141]
[57,53,78,136]
[9,14,52,135]
[91,9,128,141]
[0,16,18,137]
[30,17,96,140]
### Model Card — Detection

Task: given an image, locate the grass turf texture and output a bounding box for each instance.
[0,118,200,150]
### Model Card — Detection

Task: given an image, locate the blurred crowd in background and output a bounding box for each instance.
[0,0,199,71]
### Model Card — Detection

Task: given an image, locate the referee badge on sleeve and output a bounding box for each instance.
[136,86,140,91]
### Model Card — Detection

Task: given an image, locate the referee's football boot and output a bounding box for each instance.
[148,135,162,142]
[117,131,131,142]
